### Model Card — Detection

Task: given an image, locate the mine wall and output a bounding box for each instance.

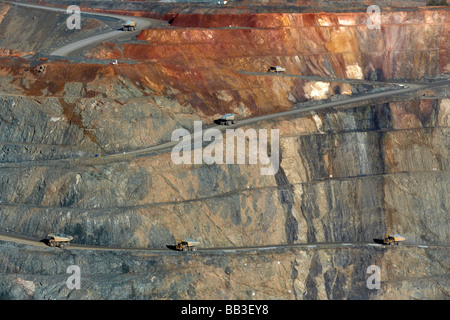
[0,0,448,299]
[1,239,449,299]
[0,98,448,248]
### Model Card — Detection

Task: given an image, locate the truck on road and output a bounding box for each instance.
[267,66,286,73]
[122,20,137,31]
[47,233,73,248]
[383,234,405,245]
[176,239,200,251]
[217,113,238,125]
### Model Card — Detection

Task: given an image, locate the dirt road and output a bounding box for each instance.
[0,230,446,253]
[9,1,167,57]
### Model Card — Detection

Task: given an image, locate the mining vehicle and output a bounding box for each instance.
[176,239,200,251]
[383,234,405,245]
[217,113,237,125]
[47,233,73,248]
[122,20,137,31]
[267,66,286,73]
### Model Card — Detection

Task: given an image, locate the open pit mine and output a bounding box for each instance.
[0,0,448,302]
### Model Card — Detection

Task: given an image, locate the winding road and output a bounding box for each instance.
[0,78,447,169]
[9,1,166,57]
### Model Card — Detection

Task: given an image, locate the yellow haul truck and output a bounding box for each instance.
[47,233,73,248]
[383,234,405,245]
[176,239,200,251]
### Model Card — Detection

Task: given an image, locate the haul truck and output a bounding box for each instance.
[122,20,137,31]
[217,113,238,125]
[47,233,73,248]
[267,66,286,73]
[176,239,200,251]
[383,234,405,245]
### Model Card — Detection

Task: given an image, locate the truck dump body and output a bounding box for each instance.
[123,20,136,26]
[47,233,73,241]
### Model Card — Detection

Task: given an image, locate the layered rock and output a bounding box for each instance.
[0,240,448,300]
[0,98,448,248]
[0,0,448,300]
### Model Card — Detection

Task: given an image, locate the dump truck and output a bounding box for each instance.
[176,239,200,251]
[217,113,237,125]
[47,233,73,248]
[267,66,286,73]
[383,234,405,245]
[122,20,137,31]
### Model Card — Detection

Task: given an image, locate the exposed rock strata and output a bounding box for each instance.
[0,240,448,300]
[0,0,448,300]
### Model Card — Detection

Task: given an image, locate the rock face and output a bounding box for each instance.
[131,9,449,78]
[0,1,448,300]
[0,99,448,249]
[0,240,448,300]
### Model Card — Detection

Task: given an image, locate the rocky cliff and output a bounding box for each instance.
[0,240,448,300]
[0,96,448,248]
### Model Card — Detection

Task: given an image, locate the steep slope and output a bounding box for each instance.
[0,240,448,300]
[0,1,448,300]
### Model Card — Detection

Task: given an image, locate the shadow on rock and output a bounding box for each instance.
[372,238,385,245]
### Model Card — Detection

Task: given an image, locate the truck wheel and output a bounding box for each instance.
[49,240,55,247]
[59,242,65,248]
[232,119,237,124]
[226,120,231,125]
